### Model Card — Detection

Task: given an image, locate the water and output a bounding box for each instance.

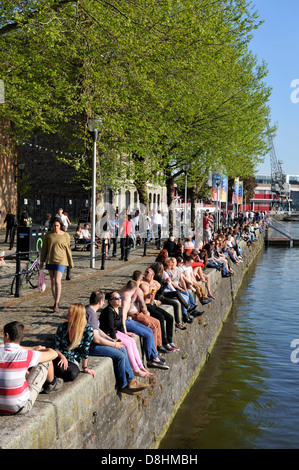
[160,226,299,449]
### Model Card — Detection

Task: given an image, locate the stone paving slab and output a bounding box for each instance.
[0,230,159,347]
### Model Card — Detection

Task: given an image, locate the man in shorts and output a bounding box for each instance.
[0,321,63,415]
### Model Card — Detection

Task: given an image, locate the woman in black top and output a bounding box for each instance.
[100,292,151,378]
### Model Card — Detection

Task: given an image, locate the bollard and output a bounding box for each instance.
[101,239,106,270]
[143,238,147,256]
[15,252,22,298]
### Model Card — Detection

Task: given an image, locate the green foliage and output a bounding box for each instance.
[0,0,274,197]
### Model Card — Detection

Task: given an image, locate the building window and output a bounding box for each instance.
[125,190,131,209]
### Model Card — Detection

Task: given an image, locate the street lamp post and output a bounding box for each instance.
[182,163,191,237]
[87,117,103,269]
[215,176,221,230]
[244,189,247,212]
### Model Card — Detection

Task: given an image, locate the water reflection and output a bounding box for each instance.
[160,244,299,449]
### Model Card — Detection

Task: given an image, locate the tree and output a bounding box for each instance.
[0,0,274,214]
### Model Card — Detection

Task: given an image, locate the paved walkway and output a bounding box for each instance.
[0,230,159,347]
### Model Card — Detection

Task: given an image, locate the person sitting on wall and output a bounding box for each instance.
[53,303,95,382]
[120,280,169,370]
[184,236,194,254]
[150,261,196,325]
[0,321,63,415]
[163,258,201,320]
[163,236,177,257]
[130,271,164,352]
[86,291,150,395]
[99,292,153,381]
[180,256,214,307]
[140,267,179,353]
[189,250,215,300]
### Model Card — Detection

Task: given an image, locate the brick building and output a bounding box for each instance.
[0,121,17,229]
[16,136,167,225]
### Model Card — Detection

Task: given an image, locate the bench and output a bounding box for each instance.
[72,234,91,252]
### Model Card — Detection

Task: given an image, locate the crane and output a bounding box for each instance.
[267,125,290,211]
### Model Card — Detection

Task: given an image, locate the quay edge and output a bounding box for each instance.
[0,234,265,449]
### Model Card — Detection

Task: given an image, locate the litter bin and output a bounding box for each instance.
[17,226,46,257]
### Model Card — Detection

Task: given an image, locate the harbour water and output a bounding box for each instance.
[160,225,299,449]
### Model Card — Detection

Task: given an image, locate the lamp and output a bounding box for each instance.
[182,163,191,174]
[215,176,221,230]
[88,117,103,141]
[182,163,191,233]
[87,117,104,268]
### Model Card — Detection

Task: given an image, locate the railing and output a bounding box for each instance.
[267,218,292,240]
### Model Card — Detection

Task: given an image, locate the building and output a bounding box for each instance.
[13,137,168,225]
[251,175,299,212]
[0,121,17,229]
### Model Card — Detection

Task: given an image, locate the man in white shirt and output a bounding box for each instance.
[152,210,163,248]
[56,208,70,231]
[0,321,63,415]
[82,223,91,242]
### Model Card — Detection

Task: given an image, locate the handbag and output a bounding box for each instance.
[38,269,46,293]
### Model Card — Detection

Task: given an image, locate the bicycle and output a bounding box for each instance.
[10,254,40,295]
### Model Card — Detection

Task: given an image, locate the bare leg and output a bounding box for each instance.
[53,271,63,310]
[47,360,55,382]
[49,271,55,303]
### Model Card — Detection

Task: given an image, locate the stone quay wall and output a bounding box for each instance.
[0,234,264,449]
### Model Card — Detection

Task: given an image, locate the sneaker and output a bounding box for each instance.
[202,298,214,305]
[43,377,64,394]
[157,355,166,363]
[187,305,197,314]
[190,310,204,317]
[169,343,180,351]
[157,345,169,354]
[147,360,169,370]
[165,343,176,352]
[175,323,187,330]
[182,314,193,324]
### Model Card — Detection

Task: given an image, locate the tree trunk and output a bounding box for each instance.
[190,186,196,226]
[135,179,149,212]
[166,175,175,231]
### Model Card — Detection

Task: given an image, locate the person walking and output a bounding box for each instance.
[119,213,133,261]
[40,216,74,312]
[4,209,15,244]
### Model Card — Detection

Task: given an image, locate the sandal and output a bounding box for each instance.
[175,323,187,330]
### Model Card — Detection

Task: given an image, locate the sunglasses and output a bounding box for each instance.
[112,296,121,300]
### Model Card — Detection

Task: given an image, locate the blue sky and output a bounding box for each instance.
[249,0,299,176]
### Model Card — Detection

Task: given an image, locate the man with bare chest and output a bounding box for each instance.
[140,268,179,353]
[119,280,169,369]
